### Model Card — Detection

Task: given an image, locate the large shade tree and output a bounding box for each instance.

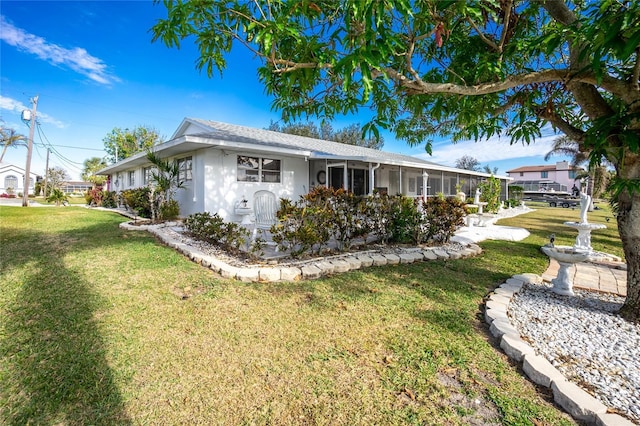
[103,126,162,163]
[152,0,640,322]
[268,121,384,149]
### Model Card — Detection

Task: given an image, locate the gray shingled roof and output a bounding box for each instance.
[99,118,505,178]
[184,118,445,169]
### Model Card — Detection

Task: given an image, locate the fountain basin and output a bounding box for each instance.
[563,221,606,253]
[541,246,590,263]
[541,246,589,296]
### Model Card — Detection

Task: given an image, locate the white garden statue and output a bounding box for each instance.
[580,192,591,224]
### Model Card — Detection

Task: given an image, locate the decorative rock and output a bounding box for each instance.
[486,300,508,312]
[432,249,449,259]
[522,354,564,387]
[500,282,523,293]
[595,413,637,426]
[236,268,260,282]
[330,259,351,273]
[468,243,482,254]
[399,253,416,264]
[300,265,322,279]
[489,293,512,305]
[383,253,400,265]
[493,287,516,298]
[489,318,520,339]
[460,248,477,257]
[344,256,362,270]
[500,334,535,362]
[219,264,241,279]
[314,261,335,274]
[280,267,302,281]
[356,255,373,267]
[447,250,462,260]
[409,252,425,262]
[370,254,388,266]
[422,250,438,260]
[209,259,227,273]
[484,308,508,324]
[259,268,281,282]
[512,273,542,285]
[552,379,607,422]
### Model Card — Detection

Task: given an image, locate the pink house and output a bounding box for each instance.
[506,161,584,194]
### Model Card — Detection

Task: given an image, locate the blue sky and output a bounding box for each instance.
[1,1,569,180]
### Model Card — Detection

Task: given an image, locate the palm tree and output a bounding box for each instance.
[0,126,27,163]
[544,135,611,207]
[81,157,108,187]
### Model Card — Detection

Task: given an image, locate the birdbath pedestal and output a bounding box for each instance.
[541,246,589,296]
[563,221,607,252]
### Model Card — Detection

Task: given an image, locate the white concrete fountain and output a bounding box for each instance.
[563,193,606,253]
[541,193,604,296]
[541,245,589,296]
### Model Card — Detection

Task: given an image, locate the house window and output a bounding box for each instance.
[237,156,281,183]
[541,171,549,178]
[568,170,577,179]
[519,172,523,177]
[4,175,18,190]
[143,167,153,185]
[128,171,135,186]
[177,156,192,181]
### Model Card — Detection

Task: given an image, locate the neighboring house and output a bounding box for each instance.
[98,118,512,220]
[507,161,584,194]
[61,181,93,195]
[0,162,38,196]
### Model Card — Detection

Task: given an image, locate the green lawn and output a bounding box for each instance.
[0,204,622,425]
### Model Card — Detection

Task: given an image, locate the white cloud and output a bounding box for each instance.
[0,95,66,129]
[417,126,561,166]
[0,15,120,85]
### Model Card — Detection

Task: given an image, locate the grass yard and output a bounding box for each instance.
[0,203,622,425]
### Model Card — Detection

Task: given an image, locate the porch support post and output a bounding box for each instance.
[343,162,348,190]
[399,167,402,195]
[369,163,380,195]
[422,170,429,198]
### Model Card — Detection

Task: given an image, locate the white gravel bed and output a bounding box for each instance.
[509,282,640,422]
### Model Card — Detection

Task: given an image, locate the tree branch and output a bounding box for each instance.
[536,108,586,143]
[633,48,640,92]
[498,0,513,58]
[465,17,499,51]
[386,68,571,95]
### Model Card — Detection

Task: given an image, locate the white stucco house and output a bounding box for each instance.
[0,162,38,196]
[98,118,512,220]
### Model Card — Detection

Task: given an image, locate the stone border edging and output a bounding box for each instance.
[485,275,636,426]
[119,221,483,282]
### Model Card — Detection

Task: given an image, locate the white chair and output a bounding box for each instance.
[252,190,278,245]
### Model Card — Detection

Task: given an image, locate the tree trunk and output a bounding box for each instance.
[618,189,640,323]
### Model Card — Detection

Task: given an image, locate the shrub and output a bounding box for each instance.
[121,187,152,218]
[160,199,180,220]
[478,176,501,213]
[422,197,467,243]
[183,212,248,253]
[46,188,68,206]
[271,198,329,257]
[102,191,118,208]
[86,188,103,206]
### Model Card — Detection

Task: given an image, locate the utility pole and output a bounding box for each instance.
[43,148,50,197]
[22,95,38,207]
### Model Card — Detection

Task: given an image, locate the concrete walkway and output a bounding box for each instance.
[542,259,628,296]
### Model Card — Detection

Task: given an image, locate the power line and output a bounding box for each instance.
[33,142,105,152]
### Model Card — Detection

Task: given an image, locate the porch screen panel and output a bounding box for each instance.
[428,171,441,196]
[388,171,400,195]
[443,173,457,196]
